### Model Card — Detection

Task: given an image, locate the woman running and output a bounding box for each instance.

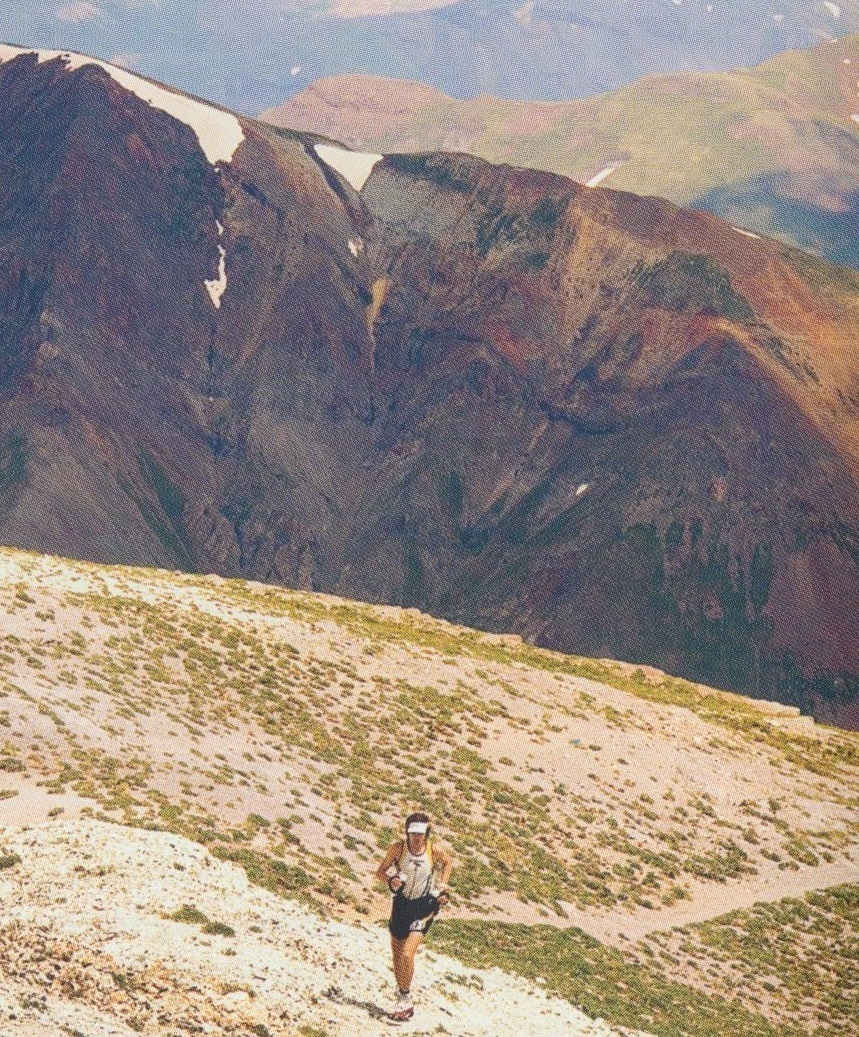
[375,812,453,1024]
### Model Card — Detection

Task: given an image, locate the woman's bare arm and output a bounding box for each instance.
[375,841,403,884]
[435,845,453,889]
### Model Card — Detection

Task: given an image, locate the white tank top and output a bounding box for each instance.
[399,847,434,900]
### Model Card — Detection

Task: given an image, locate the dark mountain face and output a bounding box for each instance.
[8,0,859,112]
[2,49,859,728]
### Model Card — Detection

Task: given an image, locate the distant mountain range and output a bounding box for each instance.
[6,0,859,113]
[2,45,859,727]
[264,34,859,268]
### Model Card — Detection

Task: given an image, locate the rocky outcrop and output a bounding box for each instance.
[0,819,641,1036]
[2,48,859,724]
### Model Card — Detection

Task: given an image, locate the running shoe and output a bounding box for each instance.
[386,1004,414,1024]
[387,992,414,1024]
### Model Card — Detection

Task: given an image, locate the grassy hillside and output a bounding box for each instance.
[0,544,857,1035]
[633,884,859,1036]
[264,35,859,267]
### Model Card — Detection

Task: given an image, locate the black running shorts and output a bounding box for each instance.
[389,893,438,940]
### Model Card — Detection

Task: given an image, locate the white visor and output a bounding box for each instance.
[407,821,429,834]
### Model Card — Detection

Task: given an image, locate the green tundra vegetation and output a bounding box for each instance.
[431,920,809,1037]
[636,884,859,1037]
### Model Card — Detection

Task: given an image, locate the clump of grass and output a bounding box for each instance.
[202,920,236,937]
[0,852,21,869]
[210,845,312,892]
[167,905,210,925]
[218,981,256,997]
[167,904,235,937]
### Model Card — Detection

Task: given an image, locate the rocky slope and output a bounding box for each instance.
[264,33,859,268]
[0,819,647,1037]
[2,46,859,725]
[0,544,857,1036]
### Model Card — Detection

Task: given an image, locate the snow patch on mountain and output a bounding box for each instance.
[586,162,622,188]
[314,143,383,191]
[205,245,228,308]
[0,45,244,166]
[55,2,101,22]
[512,1,535,26]
[205,223,228,307]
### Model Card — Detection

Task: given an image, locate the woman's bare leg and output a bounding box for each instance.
[391,932,424,993]
[390,934,403,978]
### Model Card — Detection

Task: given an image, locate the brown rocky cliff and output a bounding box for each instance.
[2,52,859,725]
[353,153,859,722]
